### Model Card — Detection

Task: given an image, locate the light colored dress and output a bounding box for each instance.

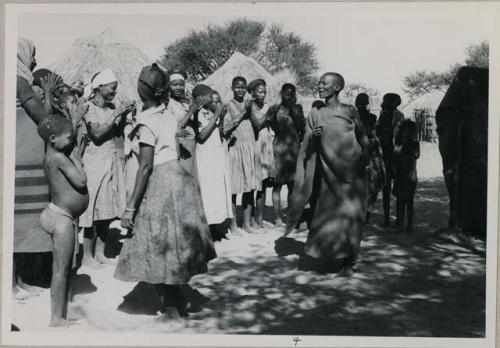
[168,98,197,176]
[115,105,216,285]
[79,102,126,228]
[195,108,233,225]
[226,99,260,194]
[252,103,275,182]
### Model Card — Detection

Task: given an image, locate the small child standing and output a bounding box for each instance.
[392,119,420,232]
[38,115,89,327]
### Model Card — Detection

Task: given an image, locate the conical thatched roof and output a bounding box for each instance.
[402,90,446,118]
[49,28,152,104]
[201,51,282,104]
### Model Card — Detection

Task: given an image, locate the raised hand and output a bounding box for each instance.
[40,73,63,96]
[190,95,212,113]
[70,100,89,124]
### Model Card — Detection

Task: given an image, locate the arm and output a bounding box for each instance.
[295,105,306,142]
[350,106,370,158]
[39,74,63,115]
[121,144,154,229]
[414,141,420,159]
[56,151,87,189]
[249,104,272,132]
[179,96,211,130]
[196,106,226,144]
[83,104,132,142]
[223,100,252,137]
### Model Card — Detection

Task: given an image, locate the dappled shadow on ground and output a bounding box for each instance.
[180,177,485,337]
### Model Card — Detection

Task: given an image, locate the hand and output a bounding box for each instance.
[215,104,227,119]
[176,129,192,139]
[40,73,63,95]
[189,95,212,113]
[245,98,254,111]
[121,209,135,229]
[312,126,323,137]
[70,100,89,124]
[114,102,135,122]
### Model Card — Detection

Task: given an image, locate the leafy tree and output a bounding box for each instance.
[159,19,319,91]
[255,24,319,92]
[403,41,488,98]
[159,19,265,82]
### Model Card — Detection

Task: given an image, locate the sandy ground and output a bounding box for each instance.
[11,143,486,336]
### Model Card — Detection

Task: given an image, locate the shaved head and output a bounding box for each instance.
[322,72,345,92]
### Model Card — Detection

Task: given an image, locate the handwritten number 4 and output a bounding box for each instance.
[293,337,301,346]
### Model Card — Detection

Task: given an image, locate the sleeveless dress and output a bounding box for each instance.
[270,105,304,185]
[79,102,126,228]
[253,103,275,183]
[225,99,260,193]
[115,105,216,284]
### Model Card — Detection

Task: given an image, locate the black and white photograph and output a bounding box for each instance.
[1,2,499,347]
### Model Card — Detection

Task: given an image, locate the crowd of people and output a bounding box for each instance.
[14,37,420,327]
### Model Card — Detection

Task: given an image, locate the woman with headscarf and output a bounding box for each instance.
[116,64,215,319]
[79,69,134,269]
[165,69,199,175]
[247,79,275,229]
[13,38,68,300]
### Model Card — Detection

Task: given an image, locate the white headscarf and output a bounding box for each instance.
[91,69,118,90]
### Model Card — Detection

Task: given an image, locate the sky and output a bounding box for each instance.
[16,2,495,102]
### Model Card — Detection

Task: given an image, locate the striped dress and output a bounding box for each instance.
[14,108,52,253]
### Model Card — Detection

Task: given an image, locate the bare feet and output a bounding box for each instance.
[18,280,46,293]
[275,218,285,228]
[155,307,181,322]
[337,265,354,278]
[49,318,72,328]
[230,228,249,238]
[241,224,257,234]
[13,286,39,301]
[82,258,105,269]
[95,255,116,265]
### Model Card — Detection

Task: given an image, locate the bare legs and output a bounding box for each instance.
[49,219,75,327]
[229,194,239,233]
[272,182,294,227]
[395,197,414,232]
[82,220,113,268]
[241,191,256,233]
[255,188,265,227]
[155,284,186,319]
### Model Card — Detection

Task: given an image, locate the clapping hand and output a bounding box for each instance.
[70,100,89,125]
[312,126,323,137]
[121,209,135,230]
[189,95,212,113]
[40,73,63,96]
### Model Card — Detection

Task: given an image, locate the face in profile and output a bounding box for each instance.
[232,80,247,99]
[318,75,335,99]
[252,85,266,102]
[170,79,186,100]
[100,81,118,101]
[52,128,76,154]
[60,94,77,114]
[207,92,222,113]
[30,47,37,71]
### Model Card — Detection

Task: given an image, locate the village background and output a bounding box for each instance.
[11,5,490,337]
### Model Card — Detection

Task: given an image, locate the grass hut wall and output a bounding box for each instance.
[48,28,153,106]
[435,67,488,237]
[402,90,445,143]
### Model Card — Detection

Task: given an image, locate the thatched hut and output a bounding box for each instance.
[402,90,445,142]
[49,28,153,105]
[436,67,488,237]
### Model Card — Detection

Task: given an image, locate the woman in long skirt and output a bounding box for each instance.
[116,64,215,319]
